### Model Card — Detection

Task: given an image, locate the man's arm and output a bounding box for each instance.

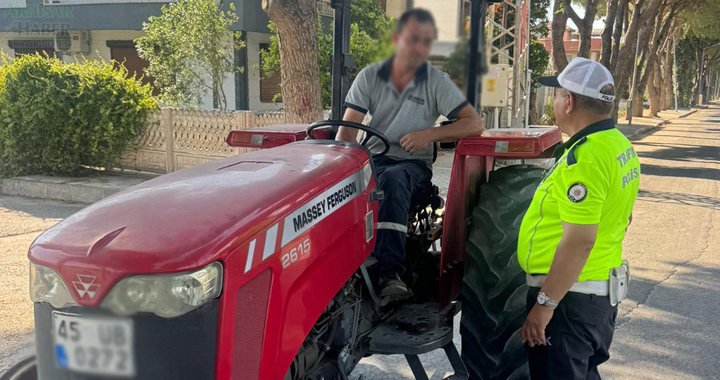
[521,222,598,346]
[335,108,365,143]
[400,105,483,154]
[541,222,598,301]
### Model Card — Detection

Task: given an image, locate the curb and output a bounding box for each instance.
[0,174,145,204]
[677,109,699,119]
[629,108,698,139]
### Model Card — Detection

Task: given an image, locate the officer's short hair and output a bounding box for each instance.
[571,84,616,115]
[396,8,436,34]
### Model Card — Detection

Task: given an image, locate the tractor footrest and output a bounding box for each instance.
[367,302,453,355]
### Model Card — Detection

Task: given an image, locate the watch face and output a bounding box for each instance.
[537,292,548,305]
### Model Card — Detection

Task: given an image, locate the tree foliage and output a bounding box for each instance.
[530,40,551,88]
[135,0,244,110]
[683,1,720,41]
[261,0,393,108]
[530,0,552,38]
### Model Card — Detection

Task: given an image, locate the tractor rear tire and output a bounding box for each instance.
[460,164,544,380]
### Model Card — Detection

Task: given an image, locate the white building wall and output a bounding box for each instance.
[413,0,461,44]
[84,30,144,62]
[385,0,406,19]
[197,33,237,111]
[246,31,283,112]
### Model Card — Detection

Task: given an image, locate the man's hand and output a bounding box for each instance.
[400,130,432,154]
[521,304,554,347]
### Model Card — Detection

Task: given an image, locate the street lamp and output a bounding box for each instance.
[698,42,720,105]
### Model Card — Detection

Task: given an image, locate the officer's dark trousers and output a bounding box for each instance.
[372,156,432,276]
[526,286,618,380]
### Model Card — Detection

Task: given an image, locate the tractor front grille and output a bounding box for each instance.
[33,300,218,380]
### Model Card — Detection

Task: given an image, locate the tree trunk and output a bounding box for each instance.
[634,6,676,112]
[564,0,599,59]
[577,26,593,58]
[631,44,650,118]
[649,63,662,116]
[693,45,703,105]
[601,0,619,67]
[551,0,569,72]
[611,0,665,116]
[662,49,674,110]
[263,0,323,124]
[610,0,629,71]
[632,87,644,117]
[657,61,666,113]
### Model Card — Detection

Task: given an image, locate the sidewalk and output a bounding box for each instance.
[0,107,698,204]
[616,108,697,139]
[0,173,147,205]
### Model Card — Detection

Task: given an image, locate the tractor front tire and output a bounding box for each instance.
[460,165,544,380]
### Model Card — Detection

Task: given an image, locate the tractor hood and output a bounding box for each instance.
[29,142,371,302]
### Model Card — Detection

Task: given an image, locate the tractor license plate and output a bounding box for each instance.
[52,311,135,377]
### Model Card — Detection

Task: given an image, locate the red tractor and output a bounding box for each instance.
[19,1,562,379]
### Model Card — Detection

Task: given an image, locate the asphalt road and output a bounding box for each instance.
[0,196,84,374]
[0,105,718,379]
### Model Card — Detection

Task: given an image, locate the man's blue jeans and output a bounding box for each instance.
[372,156,432,276]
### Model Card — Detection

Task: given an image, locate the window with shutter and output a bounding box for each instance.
[259,43,282,103]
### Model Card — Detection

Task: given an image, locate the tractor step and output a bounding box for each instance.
[367,303,467,380]
[367,302,452,355]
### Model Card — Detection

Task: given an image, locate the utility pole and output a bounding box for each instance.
[330,0,354,121]
[466,0,489,109]
[673,34,679,112]
[627,33,641,125]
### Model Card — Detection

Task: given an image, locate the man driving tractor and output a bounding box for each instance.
[336,8,483,300]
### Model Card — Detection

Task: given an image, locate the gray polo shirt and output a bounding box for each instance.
[345,58,469,168]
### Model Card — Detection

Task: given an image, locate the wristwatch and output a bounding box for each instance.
[537,291,559,308]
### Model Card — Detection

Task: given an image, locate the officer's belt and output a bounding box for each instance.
[526,274,609,296]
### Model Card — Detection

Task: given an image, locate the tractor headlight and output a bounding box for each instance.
[101,262,223,318]
[29,263,77,309]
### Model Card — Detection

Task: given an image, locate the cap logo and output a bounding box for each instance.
[600,94,615,102]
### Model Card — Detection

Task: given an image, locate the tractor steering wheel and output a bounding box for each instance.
[306,120,390,158]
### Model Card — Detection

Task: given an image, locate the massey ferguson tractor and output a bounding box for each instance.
[16,1,563,379]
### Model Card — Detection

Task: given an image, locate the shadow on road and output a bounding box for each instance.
[608,262,720,379]
[636,144,720,163]
[639,164,720,181]
[636,189,720,210]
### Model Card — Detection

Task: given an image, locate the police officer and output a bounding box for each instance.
[336,9,483,300]
[517,58,640,379]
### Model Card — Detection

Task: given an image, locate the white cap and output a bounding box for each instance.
[538,57,616,102]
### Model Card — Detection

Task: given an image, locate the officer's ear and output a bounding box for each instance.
[564,90,576,115]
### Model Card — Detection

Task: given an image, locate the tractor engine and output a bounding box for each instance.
[28,140,379,380]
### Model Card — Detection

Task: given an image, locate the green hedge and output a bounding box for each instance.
[0,53,158,177]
